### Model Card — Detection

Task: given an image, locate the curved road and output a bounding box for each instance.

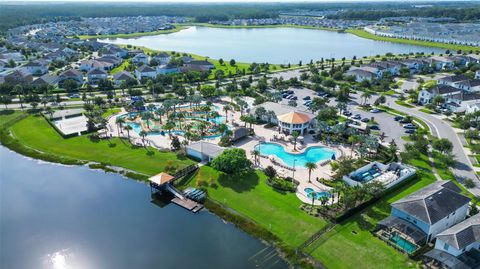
[385,96,480,197]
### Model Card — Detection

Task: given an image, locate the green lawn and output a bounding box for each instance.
[347,29,480,52]
[184,165,328,247]
[111,60,131,74]
[305,154,436,269]
[8,115,194,175]
[102,107,121,118]
[394,100,415,108]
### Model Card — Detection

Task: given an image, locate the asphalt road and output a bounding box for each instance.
[385,95,480,197]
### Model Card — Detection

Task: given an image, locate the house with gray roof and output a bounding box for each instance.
[59,69,83,85]
[87,68,108,85]
[32,73,59,87]
[378,181,471,247]
[345,68,377,82]
[113,71,136,86]
[135,65,157,79]
[424,214,480,269]
[186,141,224,162]
[418,85,463,105]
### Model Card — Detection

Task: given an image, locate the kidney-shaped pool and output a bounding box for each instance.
[255,143,335,168]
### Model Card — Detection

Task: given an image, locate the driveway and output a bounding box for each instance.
[385,95,480,197]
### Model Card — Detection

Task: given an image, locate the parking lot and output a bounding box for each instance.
[277,87,409,150]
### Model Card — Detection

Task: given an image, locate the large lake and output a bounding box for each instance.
[0,147,287,269]
[101,26,444,64]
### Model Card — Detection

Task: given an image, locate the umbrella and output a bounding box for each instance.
[298,136,304,141]
[331,154,336,160]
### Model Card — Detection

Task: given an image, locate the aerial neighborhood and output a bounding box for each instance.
[0,2,479,269]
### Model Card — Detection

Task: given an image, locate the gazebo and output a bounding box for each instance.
[277,111,313,135]
[148,172,175,189]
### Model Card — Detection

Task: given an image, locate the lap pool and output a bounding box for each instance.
[255,143,335,168]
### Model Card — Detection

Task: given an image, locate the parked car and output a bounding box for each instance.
[394,116,403,121]
[291,96,298,100]
[399,118,411,124]
[369,125,380,130]
[352,114,361,120]
[370,108,381,113]
[286,95,294,99]
[343,111,352,116]
[403,123,417,129]
[405,129,416,134]
[361,118,369,123]
[303,101,312,106]
[303,96,311,100]
[287,90,294,94]
[282,93,289,98]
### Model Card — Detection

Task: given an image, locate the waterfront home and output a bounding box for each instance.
[400,58,427,73]
[80,59,112,72]
[100,45,128,58]
[87,68,108,85]
[58,69,84,85]
[345,68,377,82]
[179,56,194,63]
[342,161,416,189]
[438,74,470,87]
[183,60,215,72]
[186,141,224,162]
[157,63,180,75]
[131,53,150,65]
[418,85,462,105]
[113,71,136,86]
[152,52,171,65]
[366,61,402,76]
[20,60,49,75]
[428,56,455,70]
[32,73,59,87]
[3,70,33,85]
[135,65,157,79]
[378,181,470,246]
[423,214,480,269]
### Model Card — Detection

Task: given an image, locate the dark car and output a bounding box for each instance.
[343,111,352,116]
[287,90,294,94]
[399,118,411,124]
[394,116,403,121]
[369,125,380,130]
[303,96,311,100]
[361,118,369,122]
[405,129,416,134]
[291,96,298,100]
[352,114,361,120]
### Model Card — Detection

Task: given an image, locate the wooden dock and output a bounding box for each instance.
[171,197,204,213]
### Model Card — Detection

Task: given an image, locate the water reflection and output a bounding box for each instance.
[0,147,287,269]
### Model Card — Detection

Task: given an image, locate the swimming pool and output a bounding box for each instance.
[304,188,331,200]
[256,143,335,167]
[390,233,417,254]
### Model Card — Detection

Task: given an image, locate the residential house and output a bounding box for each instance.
[423,214,480,269]
[428,56,455,70]
[131,53,149,65]
[58,69,84,85]
[80,59,111,72]
[378,181,470,244]
[152,52,171,65]
[135,65,157,79]
[87,69,108,85]
[454,79,480,92]
[113,71,136,87]
[179,56,194,63]
[400,58,427,73]
[464,101,480,114]
[345,68,377,82]
[21,60,49,75]
[418,85,462,105]
[3,70,33,84]
[438,75,469,87]
[100,45,128,58]
[32,73,59,87]
[366,61,402,76]
[156,63,180,75]
[183,60,215,72]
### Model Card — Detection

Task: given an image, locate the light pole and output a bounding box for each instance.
[292,158,297,179]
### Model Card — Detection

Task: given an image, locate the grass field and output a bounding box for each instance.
[347,29,480,52]
[7,114,194,175]
[183,165,328,247]
[77,25,187,40]
[304,154,436,269]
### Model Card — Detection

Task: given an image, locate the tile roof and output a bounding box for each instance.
[436,214,480,250]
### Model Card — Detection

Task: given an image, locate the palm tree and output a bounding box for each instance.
[124,125,133,140]
[163,121,175,138]
[139,130,147,147]
[291,131,300,151]
[223,105,231,122]
[361,91,372,105]
[252,149,260,166]
[305,161,317,183]
[115,117,125,137]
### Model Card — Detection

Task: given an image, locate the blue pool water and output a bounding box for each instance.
[304,188,331,200]
[256,143,335,167]
[390,233,417,254]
